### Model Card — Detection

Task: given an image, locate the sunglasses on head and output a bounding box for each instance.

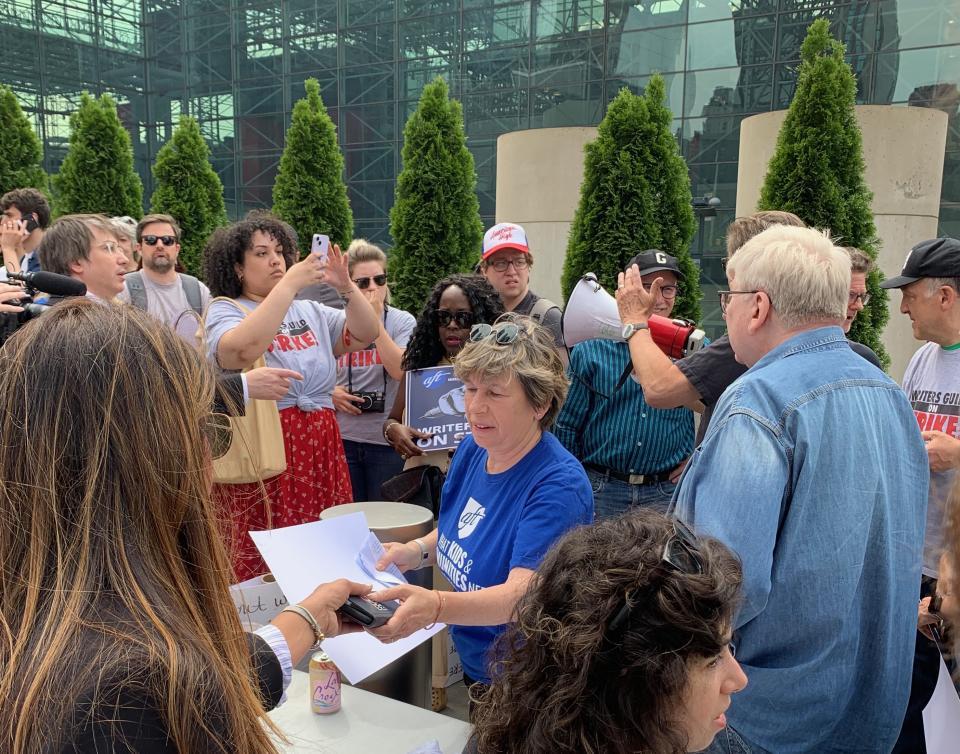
[204,413,233,460]
[354,274,387,289]
[469,322,521,345]
[142,234,177,247]
[434,309,477,328]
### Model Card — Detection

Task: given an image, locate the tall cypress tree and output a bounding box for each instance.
[53,92,142,218]
[0,85,47,196]
[562,77,699,321]
[389,77,483,314]
[759,18,888,367]
[273,78,352,252]
[151,115,228,276]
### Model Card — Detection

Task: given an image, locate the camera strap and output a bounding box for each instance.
[347,307,388,394]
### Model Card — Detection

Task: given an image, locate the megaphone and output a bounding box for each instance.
[562,273,706,360]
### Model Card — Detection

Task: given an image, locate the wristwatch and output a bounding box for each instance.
[621,322,649,341]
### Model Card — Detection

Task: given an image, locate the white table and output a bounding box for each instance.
[268,671,472,753]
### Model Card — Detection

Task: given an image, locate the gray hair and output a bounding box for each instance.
[110,217,137,244]
[928,277,960,294]
[726,226,849,329]
[842,246,873,275]
[453,314,568,430]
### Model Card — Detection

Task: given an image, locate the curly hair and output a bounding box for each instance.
[472,510,743,754]
[202,212,298,298]
[401,274,504,371]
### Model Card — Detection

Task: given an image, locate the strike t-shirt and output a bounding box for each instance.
[902,341,960,578]
[436,433,593,683]
[335,305,416,445]
[205,297,346,411]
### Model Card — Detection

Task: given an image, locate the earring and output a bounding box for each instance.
[238,272,244,281]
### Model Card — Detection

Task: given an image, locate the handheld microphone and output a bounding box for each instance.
[8,270,87,297]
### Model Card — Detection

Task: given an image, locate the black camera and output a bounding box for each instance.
[0,299,50,347]
[355,390,385,413]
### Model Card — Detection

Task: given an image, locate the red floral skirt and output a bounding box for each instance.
[214,406,353,582]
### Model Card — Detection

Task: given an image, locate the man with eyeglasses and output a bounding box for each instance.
[555,250,694,518]
[673,225,928,754]
[842,246,881,368]
[118,214,211,328]
[479,223,565,356]
[37,214,129,303]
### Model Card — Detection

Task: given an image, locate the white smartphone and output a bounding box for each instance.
[311,233,330,261]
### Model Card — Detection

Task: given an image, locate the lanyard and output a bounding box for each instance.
[347,306,389,393]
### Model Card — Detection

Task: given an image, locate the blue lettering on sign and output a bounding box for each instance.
[422,370,447,389]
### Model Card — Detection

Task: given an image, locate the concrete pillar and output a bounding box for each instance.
[495,127,597,305]
[736,105,949,381]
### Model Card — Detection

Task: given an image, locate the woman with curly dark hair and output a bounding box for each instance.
[471,509,747,754]
[382,273,503,466]
[203,213,380,580]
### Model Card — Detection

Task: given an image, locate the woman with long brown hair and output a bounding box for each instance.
[0,300,368,752]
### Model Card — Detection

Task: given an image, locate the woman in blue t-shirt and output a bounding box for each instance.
[373,315,594,690]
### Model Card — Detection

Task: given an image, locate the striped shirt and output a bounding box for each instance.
[555,338,694,475]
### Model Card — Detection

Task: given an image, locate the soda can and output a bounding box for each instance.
[309,651,341,714]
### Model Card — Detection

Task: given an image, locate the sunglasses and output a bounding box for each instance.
[434,309,477,328]
[354,274,387,289]
[469,322,520,345]
[204,413,234,460]
[142,235,177,247]
[608,518,704,634]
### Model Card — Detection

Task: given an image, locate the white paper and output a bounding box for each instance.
[230,573,288,631]
[923,653,960,753]
[356,531,405,588]
[249,513,444,684]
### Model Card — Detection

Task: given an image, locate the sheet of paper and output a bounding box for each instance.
[356,531,405,588]
[250,513,444,684]
[230,574,288,631]
[923,653,960,753]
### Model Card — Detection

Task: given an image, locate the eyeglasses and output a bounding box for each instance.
[644,283,678,299]
[98,240,119,255]
[469,322,520,345]
[718,289,761,314]
[848,291,870,305]
[204,413,233,460]
[608,518,704,634]
[142,234,177,247]
[354,274,387,289]
[434,309,477,329]
[487,257,529,272]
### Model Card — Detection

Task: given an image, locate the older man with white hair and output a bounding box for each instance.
[653,226,928,754]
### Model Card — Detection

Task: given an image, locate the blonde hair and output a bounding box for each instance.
[453,313,568,430]
[346,238,387,274]
[726,226,850,329]
[725,210,806,257]
[0,301,281,753]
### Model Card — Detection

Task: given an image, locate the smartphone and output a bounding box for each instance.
[311,233,330,262]
[19,213,39,234]
[337,596,399,629]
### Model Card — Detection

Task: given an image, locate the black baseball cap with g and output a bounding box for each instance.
[626,249,684,279]
[880,238,960,289]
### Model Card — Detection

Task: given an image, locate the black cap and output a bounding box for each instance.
[880,238,960,289]
[626,249,684,280]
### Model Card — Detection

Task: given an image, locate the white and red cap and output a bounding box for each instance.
[482,222,530,260]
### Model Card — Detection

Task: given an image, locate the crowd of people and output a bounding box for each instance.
[0,181,958,754]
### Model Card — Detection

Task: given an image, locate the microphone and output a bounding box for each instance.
[7,270,87,297]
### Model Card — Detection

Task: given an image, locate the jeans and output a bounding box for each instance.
[696,726,770,754]
[343,439,405,502]
[586,467,676,520]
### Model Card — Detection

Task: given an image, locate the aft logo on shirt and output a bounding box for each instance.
[458,497,486,539]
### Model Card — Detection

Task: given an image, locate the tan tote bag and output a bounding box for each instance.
[206,297,287,484]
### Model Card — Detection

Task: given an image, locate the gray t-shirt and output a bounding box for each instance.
[205,297,346,411]
[901,341,960,578]
[335,305,416,445]
[118,273,212,329]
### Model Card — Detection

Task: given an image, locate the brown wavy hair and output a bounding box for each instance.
[0,301,280,753]
[472,509,742,754]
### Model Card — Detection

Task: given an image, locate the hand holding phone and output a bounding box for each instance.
[337,595,400,629]
[311,233,330,262]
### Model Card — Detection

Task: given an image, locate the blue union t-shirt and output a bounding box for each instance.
[436,433,593,683]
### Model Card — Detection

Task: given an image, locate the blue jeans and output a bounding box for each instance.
[696,726,770,754]
[586,467,676,520]
[343,439,405,502]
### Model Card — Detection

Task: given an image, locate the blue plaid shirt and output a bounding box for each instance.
[554,338,694,475]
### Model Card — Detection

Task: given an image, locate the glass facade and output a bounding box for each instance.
[3,0,960,330]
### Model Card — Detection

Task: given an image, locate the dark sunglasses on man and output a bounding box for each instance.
[354,274,387,289]
[142,234,177,247]
[434,309,477,328]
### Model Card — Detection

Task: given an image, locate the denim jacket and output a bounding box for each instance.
[674,326,928,754]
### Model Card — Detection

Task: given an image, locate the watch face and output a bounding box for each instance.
[621,323,635,340]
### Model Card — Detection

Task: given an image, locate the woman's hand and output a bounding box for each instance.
[298,578,373,638]
[376,541,423,574]
[320,244,352,293]
[0,283,25,313]
[384,422,431,460]
[367,584,442,642]
[332,385,364,415]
